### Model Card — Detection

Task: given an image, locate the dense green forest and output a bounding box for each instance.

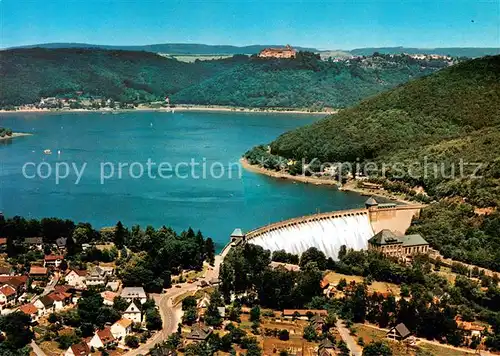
[0,48,444,108]
[220,244,500,351]
[247,55,500,270]
[269,55,500,203]
[11,42,318,54]
[350,47,500,57]
[0,48,241,106]
[171,52,441,108]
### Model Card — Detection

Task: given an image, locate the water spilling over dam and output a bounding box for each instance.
[248,212,374,260]
[234,201,426,261]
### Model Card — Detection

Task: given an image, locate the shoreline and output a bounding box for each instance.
[240,158,415,205]
[0,105,335,115]
[0,132,33,141]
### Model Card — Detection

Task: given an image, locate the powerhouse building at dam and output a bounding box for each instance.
[229,197,429,262]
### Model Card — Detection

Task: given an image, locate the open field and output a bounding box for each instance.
[417,342,475,356]
[157,53,235,62]
[324,271,401,296]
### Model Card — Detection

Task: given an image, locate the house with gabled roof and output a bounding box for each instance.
[0,275,28,295]
[65,341,91,356]
[0,285,16,309]
[19,303,40,323]
[318,338,337,355]
[123,301,142,323]
[185,324,213,344]
[110,318,133,344]
[29,266,48,280]
[34,295,55,315]
[88,327,116,349]
[387,323,414,343]
[65,269,87,288]
[24,237,43,250]
[121,286,147,304]
[44,254,64,268]
[47,291,72,310]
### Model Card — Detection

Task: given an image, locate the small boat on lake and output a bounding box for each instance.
[44,149,52,155]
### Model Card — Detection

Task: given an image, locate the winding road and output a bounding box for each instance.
[124,254,225,355]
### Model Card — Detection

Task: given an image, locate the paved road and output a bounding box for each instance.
[124,254,225,356]
[31,340,47,356]
[336,320,362,356]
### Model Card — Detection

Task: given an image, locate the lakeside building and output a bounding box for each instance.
[258,44,296,59]
[368,229,429,263]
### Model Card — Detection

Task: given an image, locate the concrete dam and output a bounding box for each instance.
[232,199,425,260]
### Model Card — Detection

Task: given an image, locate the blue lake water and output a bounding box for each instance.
[0,111,367,249]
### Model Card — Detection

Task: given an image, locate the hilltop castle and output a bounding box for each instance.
[258,44,296,59]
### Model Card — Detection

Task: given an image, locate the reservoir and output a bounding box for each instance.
[0,111,367,249]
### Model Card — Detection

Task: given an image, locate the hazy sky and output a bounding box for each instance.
[1,0,499,49]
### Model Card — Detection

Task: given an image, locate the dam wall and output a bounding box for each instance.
[244,203,425,260]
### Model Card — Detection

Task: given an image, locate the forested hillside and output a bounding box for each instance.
[171,52,442,108]
[0,48,445,108]
[270,55,500,163]
[252,55,500,270]
[0,48,242,106]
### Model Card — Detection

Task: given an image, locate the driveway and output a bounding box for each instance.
[336,319,362,356]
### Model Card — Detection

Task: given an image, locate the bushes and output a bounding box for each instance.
[125,335,139,348]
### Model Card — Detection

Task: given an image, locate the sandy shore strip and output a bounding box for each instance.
[240,158,341,186]
[240,158,415,205]
[0,105,335,115]
[0,132,33,141]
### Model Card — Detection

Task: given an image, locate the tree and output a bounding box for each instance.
[0,312,34,349]
[125,335,139,348]
[113,296,129,312]
[302,323,318,341]
[57,333,81,349]
[250,305,261,323]
[362,341,393,356]
[299,247,327,270]
[114,221,126,249]
[182,296,197,310]
[145,308,162,330]
[204,237,215,265]
[337,278,347,291]
[338,245,347,260]
[278,329,289,341]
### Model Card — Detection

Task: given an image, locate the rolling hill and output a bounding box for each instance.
[9,42,318,55]
[350,47,500,58]
[0,49,446,108]
[251,55,500,270]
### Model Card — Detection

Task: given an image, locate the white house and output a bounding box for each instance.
[123,301,142,323]
[110,318,133,344]
[65,269,87,288]
[65,342,90,356]
[0,285,16,309]
[44,254,64,268]
[88,327,116,349]
[85,267,108,286]
[121,286,147,304]
[101,291,117,306]
[47,291,72,310]
[34,295,55,315]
